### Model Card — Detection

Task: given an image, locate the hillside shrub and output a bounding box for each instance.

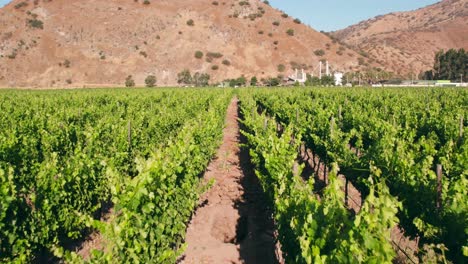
[314,49,325,56]
[194,51,204,59]
[27,19,43,29]
[63,59,71,68]
[15,1,28,9]
[206,52,223,59]
[277,64,286,72]
[187,19,194,26]
[145,75,157,87]
[125,75,135,87]
[286,29,294,36]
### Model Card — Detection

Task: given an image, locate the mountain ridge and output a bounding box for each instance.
[331,0,468,77]
[0,0,364,88]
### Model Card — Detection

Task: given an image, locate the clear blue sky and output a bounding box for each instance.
[0,0,440,31]
[269,0,440,31]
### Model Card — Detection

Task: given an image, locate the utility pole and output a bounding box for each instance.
[326,61,330,76]
[319,61,322,80]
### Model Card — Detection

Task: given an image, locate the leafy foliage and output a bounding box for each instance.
[250,87,467,263]
[0,89,231,263]
[144,75,157,87]
[125,75,135,87]
[426,48,468,81]
[239,93,401,263]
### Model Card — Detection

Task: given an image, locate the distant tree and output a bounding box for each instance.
[321,75,335,86]
[305,75,321,86]
[250,76,258,86]
[125,75,135,87]
[420,70,434,80]
[238,75,247,86]
[193,72,210,87]
[145,75,157,87]
[433,48,467,81]
[228,76,247,87]
[264,77,280,87]
[177,69,192,85]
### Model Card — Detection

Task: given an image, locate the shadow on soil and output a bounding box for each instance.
[234,102,280,264]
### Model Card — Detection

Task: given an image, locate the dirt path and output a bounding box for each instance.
[181,98,281,264]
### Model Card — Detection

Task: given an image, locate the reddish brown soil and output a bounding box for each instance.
[75,206,113,260]
[181,98,282,264]
[0,0,364,88]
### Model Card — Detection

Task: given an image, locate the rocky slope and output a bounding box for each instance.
[0,0,363,87]
[331,0,468,77]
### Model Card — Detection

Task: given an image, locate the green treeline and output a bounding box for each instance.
[422,48,468,81]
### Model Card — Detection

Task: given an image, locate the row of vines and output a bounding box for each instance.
[239,87,467,263]
[0,88,232,263]
[1,87,465,263]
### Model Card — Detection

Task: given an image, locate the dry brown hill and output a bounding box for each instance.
[0,0,364,88]
[331,0,468,78]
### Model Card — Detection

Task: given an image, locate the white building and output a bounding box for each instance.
[289,69,307,84]
[334,72,343,86]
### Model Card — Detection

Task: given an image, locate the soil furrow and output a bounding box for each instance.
[182,97,281,264]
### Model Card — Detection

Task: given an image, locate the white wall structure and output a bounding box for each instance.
[289,69,307,83]
[334,72,343,86]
